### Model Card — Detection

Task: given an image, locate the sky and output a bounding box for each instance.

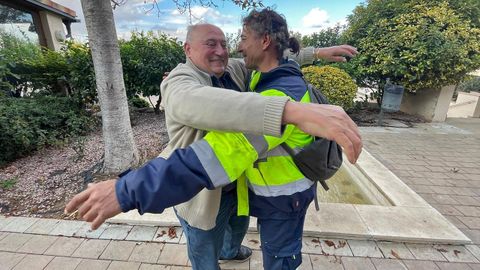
[54,0,364,42]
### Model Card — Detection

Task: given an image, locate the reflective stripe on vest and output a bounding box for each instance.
[191,133,269,188]
[247,176,314,197]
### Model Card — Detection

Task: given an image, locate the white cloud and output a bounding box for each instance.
[295,8,348,36]
[49,1,239,42]
[302,8,329,28]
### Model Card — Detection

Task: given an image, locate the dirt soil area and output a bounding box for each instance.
[348,107,427,127]
[0,107,425,219]
[0,110,169,219]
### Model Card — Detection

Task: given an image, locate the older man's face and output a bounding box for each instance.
[184,25,228,77]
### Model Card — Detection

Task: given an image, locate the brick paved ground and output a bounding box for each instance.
[1,118,479,270]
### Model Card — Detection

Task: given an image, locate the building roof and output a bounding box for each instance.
[21,0,78,22]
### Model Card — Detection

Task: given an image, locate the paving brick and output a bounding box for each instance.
[24,219,60,234]
[1,217,38,233]
[430,186,456,195]
[432,194,461,205]
[12,254,53,270]
[453,188,479,197]
[319,239,352,256]
[48,220,85,237]
[458,217,480,230]
[0,233,32,252]
[241,233,261,251]
[435,261,475,270]
[152,227,182,243]
[462,229,480,245]
[370,258,407,270]
[157,244,188,266]
[297,254,312,270]
[126,226,157,241]
[348,240,383,258]
[44,237,84,256]
[0,217,14,231]
[402,260,440,270]
[0,251,26,270]
[455,206,480,217]
[75,259,111,270]
[310,255,343,270]
[301,237,323,254]
[433,204,464,216]
[445,215,469,229]
[433,245,479,263]
[100,240,136,261]
[129,242,163,263]
[220,258,250,270]
[0,232,7,241]
[178,232,187,244]
[410,185,436,194]
[452,196,480,207]
[248,250,263,270]
[170,267,190,270]
[106,261,141,270]
[72,239,110,259]
[341,257,376,270]
[74,223,108,238]
[99,224,132,240]
[138,264,171,270]
[17,235,58,254]
[44,257,82,270]
[466,245,480,261]
[377,242,415,260]
[469,263,480,270]
[406,244,447,261]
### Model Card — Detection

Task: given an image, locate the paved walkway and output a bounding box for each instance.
[1,118,480,270]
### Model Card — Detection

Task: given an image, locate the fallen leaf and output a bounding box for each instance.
[249,239,259,244]
[338,241,346,248]
[437,248,448,253]
[391,250,401,259]
[156,230,166,238]
[454,250,461,256]
[311,239,320,243]
[168,227,177,239]
[324,240,336,248]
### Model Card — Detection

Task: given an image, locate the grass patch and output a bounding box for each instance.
[0,177,17,190]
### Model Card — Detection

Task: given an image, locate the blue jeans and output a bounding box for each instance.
[176,190,249,270]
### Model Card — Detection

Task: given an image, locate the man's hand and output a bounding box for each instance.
[283,101,362,164]
[315,45,358,62]
[64,179,122,230]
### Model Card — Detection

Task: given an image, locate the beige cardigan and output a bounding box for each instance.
[160,48,315,229]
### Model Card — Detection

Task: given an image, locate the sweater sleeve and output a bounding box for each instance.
[285,46,316,66]
[160,62,288,137]
[115,146,216,214]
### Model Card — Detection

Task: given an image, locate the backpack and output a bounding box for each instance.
[281,81,343,210]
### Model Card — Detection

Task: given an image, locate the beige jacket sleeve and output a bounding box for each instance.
[160,60,288,137]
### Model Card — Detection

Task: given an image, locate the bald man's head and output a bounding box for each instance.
[184,23,228,77]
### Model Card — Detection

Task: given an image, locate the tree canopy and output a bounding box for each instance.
[343,0,480,92]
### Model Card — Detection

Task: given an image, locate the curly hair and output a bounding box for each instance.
[243,8,300,59]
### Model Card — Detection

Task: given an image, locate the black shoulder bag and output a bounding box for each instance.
[281,81,343,210]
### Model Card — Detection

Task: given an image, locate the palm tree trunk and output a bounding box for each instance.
[81,0,139,173]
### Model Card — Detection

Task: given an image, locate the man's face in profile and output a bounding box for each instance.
[184,25,229,77]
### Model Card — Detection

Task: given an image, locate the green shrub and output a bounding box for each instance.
[0,96,95,166]
[120,31,185,111]
[63,41,97,107]
[458,76,480,93]
[302,66,358,110]
[343,0,480,92]
[129,96,150,108]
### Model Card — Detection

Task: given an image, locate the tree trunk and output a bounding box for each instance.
[81,0,139,173]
